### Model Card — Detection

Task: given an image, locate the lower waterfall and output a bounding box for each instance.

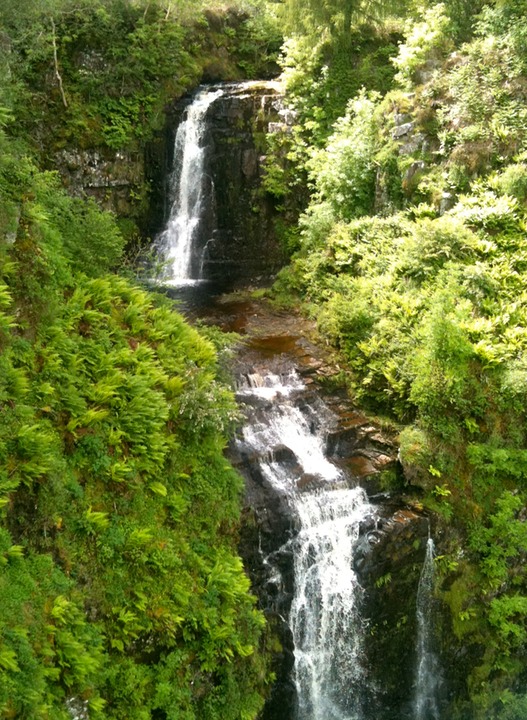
[291,486,374,720]
[236,367,377,719]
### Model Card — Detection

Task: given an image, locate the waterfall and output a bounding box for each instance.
[237,368,376,720]
[414,537,442,720]
[157,87,223,284]
[291,486,374,720]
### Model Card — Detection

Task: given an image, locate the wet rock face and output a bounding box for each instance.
[55,148,147,222]
[231,373,430,719]
[205,83,288,286]
[233,447,298,720]
[54,81,289,253]
[356,507,431,720]
[236,429,431,720]
[158,82,287,289]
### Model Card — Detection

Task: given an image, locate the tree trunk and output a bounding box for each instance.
[50,17,68,109]
[343,0,353,35]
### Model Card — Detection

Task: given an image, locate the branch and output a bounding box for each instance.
[50,17,68,109]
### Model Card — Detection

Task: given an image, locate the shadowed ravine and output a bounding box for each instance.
[156,83,445,720]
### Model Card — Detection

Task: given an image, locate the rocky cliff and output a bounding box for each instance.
[154,81,288,288]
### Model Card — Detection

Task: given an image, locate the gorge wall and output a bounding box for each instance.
[156,81,288,287]
[54,80,288,288]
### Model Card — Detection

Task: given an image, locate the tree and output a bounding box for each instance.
[280,0,410,36]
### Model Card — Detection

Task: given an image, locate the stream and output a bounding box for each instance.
[153,81,445,720]
[235,363,377,720]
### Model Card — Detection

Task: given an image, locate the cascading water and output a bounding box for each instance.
[291,487,374,720]
[414,537,442,720]
[237,367,377,720]
[152,80,448,719]
[156,87,223,284]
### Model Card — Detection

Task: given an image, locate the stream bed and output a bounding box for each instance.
[154,80,445,720]
[182,292,441,720]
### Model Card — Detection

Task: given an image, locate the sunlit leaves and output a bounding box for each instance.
[308,89,382,220]
[0,114,266,720]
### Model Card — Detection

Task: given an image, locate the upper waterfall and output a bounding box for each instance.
[153,80,286,291]
[156,87,223,284]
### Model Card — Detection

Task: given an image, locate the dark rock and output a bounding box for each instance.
[394,113,411,126]
[392,121,414,138]
[271,444,298,465]
[148,81,288,290]
[55,148,145,219]
[201,82,288,288]
[213,304,450,719]
[355,507,432,719]
[404,160,426,184]
[326,426,361,456]
[296,473,322,491]
[297,358,323,375]
[439,191,456,214]
[235,442,299,719]
[347,454,379,477]
[400,132,427,155]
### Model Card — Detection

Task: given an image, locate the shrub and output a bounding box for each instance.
[393,4,453,88]
[308,89,381,220]
[396,215,479,283]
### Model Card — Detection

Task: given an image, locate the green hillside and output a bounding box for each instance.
[0,2,274,717]
[269,1,527,716]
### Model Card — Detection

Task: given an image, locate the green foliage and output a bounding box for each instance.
[489,162,527,204]
[410,292,487,439]
[309,90,382,220]
[35,171,125,275]
[2,0,280,154]
[487,689,527,720]
[272,4,527,704]
[423,24,527,180]
[0,106,268,718]
[263,23,400,223]
[375,571,392,587]
[396,215,480,282]
[398,425,432,471]
[280,0,410,37]
[392,4,453,88]
[469,492,527,591]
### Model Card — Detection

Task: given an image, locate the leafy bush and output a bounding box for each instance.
[395,215,479,282]
[308,90,382,220]
[393,4,453,88]
[489,162,527,204]
[0,113,268,718]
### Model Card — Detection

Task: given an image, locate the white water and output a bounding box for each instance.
[414,537,442,720]
[238,369,376,719]
[157,87,223,284]
[291,485,374,720]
